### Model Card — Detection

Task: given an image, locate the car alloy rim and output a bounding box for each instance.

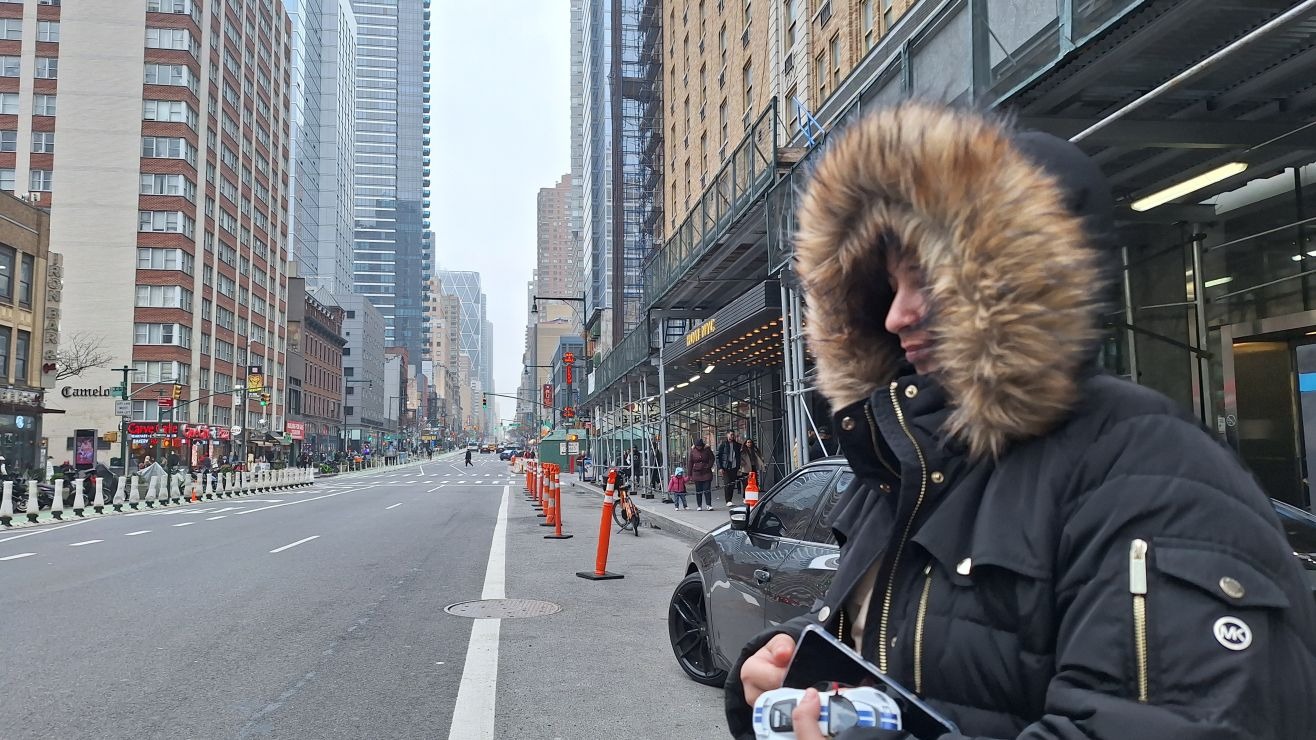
[671,581,717,678]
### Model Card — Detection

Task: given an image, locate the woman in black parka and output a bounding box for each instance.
[725,103,1316,739]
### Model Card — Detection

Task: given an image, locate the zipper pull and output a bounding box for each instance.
[1129,539,1148,595]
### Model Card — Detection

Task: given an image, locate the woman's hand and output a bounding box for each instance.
[791,688,826,740]
[740,633,795,705]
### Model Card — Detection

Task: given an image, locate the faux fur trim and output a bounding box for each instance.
[795,103,1103,459]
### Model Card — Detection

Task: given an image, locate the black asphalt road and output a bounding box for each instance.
[0,453,727,739]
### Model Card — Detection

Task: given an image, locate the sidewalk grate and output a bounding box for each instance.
[443,598,561,619]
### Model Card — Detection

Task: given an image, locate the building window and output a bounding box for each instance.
[135,284,193,311]
[145,63,196,92]
[14,329,27,379]
[0,19,20,41]
[815,52,827,102]
[145,27,197,57]
[142,136,196,165]
[831,35,841,89]
[34,95,56,117]
[0,131,14,153]
[31,132,53,154]
[0,326,10,377]
[143,100,197,129]
[742,62,753,123]
[148,0,194,13]
[0,94,14,116]
[140,173,196,202]
[133,323,192,348]
[883,0,894,30]
[37,20,59,43]
[28,170,51,192]
[0,169,13,191]
[34,57,57,79]
[862,0,875,50]
[17,253,31,308]
[137,248,194,273]
[138,211,195,237]
[0,57,19,77]
[132,360,189,384]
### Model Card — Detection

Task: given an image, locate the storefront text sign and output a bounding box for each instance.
[285,421,306,440]
[41,252,62,389]
[685,318,716,347]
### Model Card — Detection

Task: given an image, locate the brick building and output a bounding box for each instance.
[286,275,344,459]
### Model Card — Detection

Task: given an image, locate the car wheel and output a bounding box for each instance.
[668,572,727,686]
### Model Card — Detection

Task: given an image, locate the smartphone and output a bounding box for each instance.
[783,623,960,739]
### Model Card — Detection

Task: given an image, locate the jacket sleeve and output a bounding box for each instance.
[978,415,1316,740]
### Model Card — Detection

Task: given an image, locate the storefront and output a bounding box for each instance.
[0,385,43,473]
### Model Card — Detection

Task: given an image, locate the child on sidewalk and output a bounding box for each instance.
[667,466,690,510]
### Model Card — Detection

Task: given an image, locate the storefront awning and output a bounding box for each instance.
[662,280,783,378]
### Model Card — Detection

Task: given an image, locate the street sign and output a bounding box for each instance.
[114,400,131,417]
[230,425,243,437]
[110,385,126,399]
[157,398,174,409]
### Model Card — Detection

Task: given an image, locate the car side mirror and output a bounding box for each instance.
[729,505,749,531]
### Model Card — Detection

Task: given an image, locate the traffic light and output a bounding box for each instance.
[259,392,270,406]
[102,431,119,444]
[171,384,182,400]
[482,393,487,409]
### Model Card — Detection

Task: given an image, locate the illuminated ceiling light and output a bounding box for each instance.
[1203,277,1233,289]
[689,374,701,382]
[676,382,690,388]
[1293,254,1305,262]
[1130,162,1248,212]
[704,364,715,373]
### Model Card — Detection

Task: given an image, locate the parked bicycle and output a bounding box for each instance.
[611,469,642,536]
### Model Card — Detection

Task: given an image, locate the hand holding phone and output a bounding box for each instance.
[782,624,959,739]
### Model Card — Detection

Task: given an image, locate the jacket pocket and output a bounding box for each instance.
[1136,537,1292,707]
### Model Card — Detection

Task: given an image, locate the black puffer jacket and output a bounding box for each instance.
[724,103,1316,738]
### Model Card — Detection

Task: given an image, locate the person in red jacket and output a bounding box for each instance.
[684,438,715,511]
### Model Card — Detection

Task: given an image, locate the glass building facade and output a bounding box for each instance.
[349,0,431,365]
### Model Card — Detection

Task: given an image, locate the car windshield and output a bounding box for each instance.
[1273,501,1316,559]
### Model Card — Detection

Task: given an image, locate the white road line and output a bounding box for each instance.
[447,486,508,740]
[234,485,376,516]
[427,485,444,493]
[172,522,195,527]
[0,552,35,561]
[0,518,93,544]
[206,515,228,520]
[69,540,103,547]
[125,530,150,536]
[269,535,319,554]
[386,503,402,510]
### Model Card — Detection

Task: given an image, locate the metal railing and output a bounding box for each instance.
[643,98,780,307]
[584,324,652,406]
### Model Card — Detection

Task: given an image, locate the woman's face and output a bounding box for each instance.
[884,250,937,374]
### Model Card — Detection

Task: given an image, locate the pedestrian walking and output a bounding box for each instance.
[464,447,473,466]
[726,102,1316,738]
[667,466,689,510]
[741,438,763,483]
[685,439,714,511]
[715,431,743,506]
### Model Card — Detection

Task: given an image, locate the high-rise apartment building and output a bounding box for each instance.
[536,174,582,307]
[575,0,662,352]
[337,291,386,449]
[33,0,293,466]
[349,0,432,365]
[663,0,916,234]
[286,0,356,295]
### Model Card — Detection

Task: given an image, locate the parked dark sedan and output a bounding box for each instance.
[667,459,1316,686]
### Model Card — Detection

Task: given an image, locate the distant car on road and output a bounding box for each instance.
[667,459,1316,687]
[499,448,521,461]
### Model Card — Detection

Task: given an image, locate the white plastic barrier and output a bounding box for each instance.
[92,478,105,513]
[128,477,141,509]
[0,480,12,522]
[51,479,65,517]
[72,479,86,516]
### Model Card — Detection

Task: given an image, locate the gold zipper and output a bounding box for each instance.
[836,607,845,642]
[878,381,929,674]
[914,565,932,694]
[864,403,899,476]
[1129,539,1149,703]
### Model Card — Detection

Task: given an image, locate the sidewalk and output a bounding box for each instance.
[558,470,731,544]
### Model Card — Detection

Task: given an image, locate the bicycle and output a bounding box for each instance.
[611,470,642,536]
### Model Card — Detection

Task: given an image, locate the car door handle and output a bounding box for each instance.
[754,569,771,584]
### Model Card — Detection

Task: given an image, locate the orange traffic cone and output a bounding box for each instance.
[744,472,760,507]
[190,483,199,503]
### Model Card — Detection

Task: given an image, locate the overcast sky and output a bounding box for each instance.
[431,3,570,419]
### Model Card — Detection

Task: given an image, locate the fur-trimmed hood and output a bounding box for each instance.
[795,103,1115,459]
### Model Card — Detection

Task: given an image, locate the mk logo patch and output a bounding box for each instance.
[1213,616,1252,651]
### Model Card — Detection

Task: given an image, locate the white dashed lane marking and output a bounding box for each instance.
[69,540,103,547]
[125,531,150,536]
[0,552,34,561]
[270,535,319,554]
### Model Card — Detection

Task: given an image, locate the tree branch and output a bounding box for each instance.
[54,331,114,381]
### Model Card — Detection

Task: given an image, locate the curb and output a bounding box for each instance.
[563,474,715,545]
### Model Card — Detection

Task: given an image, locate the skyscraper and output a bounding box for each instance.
[40,0,294,462]
[287,0,356,295]
[536,174,582,306]
[349,0,431,364]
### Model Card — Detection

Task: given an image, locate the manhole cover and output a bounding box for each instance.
[444,598,562,619]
